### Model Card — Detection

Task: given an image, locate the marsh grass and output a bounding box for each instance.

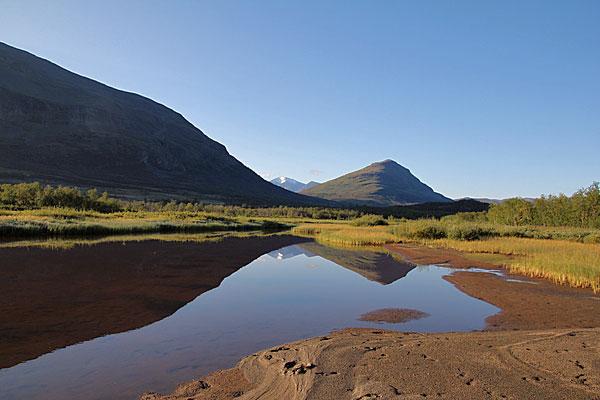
[292,223,397,245]
[0,210,292,238]
[0,230,279,250]
[293,221,600,294]
[390,219,600,243]
[430,238,600,294]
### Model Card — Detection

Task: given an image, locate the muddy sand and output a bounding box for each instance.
[141,243,600,400]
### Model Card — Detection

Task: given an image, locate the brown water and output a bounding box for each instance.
[0,234,499,400]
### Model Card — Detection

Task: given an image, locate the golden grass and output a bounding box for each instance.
[0,212,293,237]
[430,238,600,293]
[293,223,600,294]
[292,223,397,245]
[0,231,277,250]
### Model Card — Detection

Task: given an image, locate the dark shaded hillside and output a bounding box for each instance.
[0,42,327,205]
[301,159,451,206]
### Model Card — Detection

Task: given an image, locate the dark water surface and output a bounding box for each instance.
[0,235,498,400]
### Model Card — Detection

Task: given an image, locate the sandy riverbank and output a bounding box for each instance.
[141,327,599,400]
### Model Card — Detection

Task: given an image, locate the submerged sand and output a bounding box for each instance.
[358,308,430,324]
[141,243,600,400]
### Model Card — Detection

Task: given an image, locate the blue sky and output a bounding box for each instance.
[1,0,598,199]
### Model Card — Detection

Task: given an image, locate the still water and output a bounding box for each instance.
[0,234,498,400]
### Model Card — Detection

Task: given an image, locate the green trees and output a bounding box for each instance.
[2,181,598,229]
[486,182,600,228]
[0,183,121,212]
[488,198,534,225]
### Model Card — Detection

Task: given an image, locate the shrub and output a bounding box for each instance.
[447,224,497,241]
[584,233,600,244]
[351,214,388,227]
[402,220,447,239]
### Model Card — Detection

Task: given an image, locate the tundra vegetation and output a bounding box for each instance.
[0,182,358,237]
[292,183,600,294]
[1,181,599,293]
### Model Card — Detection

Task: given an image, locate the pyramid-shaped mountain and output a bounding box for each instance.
[301,160,451,206]
[0,42,328,205]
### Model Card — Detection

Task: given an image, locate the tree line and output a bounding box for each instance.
[2,181,598,228]
[0,182,121,212]
[0,182,360,220]
[485,182,600,228]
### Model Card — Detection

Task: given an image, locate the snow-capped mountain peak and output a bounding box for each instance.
[270,176,320,193]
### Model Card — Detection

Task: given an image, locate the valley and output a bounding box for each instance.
[1,15,599,400]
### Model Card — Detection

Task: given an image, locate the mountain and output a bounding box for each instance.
[270,177,321,193]
[462,197,536,205]
[270,177,306,192]
[301,160,451,206]
[302,181,321,191]
[0,42,328,205]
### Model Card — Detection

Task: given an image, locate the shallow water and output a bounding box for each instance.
[0,236,498,400]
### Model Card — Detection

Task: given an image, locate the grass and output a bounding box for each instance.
[431,238,600,294]
[292,223,397,245]
[292,220,600,294]
[3,206,600,294]
[0,231,280,250]
[0,208,293,238]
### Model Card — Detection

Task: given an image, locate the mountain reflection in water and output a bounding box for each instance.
[0,236,498,400]
[0,234,310,369]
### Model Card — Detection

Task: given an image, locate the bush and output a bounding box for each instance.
[414,225,447,239]
[447,224,497,241]
[584,233,600,244]
[399,219,447,239]
[351,214,388,227]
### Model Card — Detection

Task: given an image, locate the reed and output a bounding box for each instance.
[0,215,291,238]
[431,238,600,294]
[292,223,396,245]
[293,222,600,294]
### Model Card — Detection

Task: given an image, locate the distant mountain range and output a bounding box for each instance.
[463,197,537,205]
[270,177,320,193]
[0,42,330,206]
[301,160,451,207]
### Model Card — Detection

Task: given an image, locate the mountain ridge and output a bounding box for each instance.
[301,160,451,206]
[0,42,329,205]
[270,176,320,193]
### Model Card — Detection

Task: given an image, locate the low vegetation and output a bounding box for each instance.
[292,220,600,294]
[434,238,600,294]
[0,182,360,220]
[2,181,599,294]
[453,182,600,229]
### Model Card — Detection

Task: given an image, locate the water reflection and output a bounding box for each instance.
[0,238,499,400]
[297,242,416,284]
[0,234,310,369]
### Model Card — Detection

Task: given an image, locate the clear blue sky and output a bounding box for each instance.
[1,0,598,199]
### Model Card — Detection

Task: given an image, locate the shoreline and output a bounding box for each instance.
[140,243,600,399]
[141,327,600,400]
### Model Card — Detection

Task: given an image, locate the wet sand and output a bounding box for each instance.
[141,243,600,400]
[141,328,600,400]
[358,308,430,324]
